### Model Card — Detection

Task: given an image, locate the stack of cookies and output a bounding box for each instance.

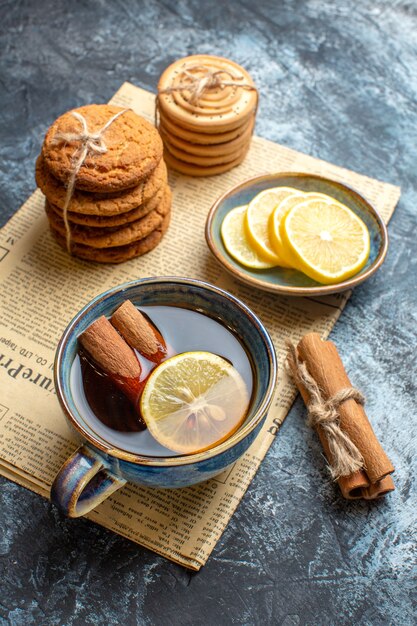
[36,104,171,263]
[156,54,258,177]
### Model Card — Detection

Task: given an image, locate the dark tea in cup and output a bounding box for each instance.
[71,303,254,458]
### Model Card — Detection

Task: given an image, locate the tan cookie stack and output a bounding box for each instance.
[156,54,258,176]
[36,104,171,263]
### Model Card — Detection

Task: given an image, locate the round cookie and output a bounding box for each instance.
[159,116,254,157]
[49,184,167,228]
[50,214,171,264]
[45,188,171,248]
[42,104,163,192]
[158,109,252,145]
[36,154,168,216]
[161,135,250,166]
[157,55,257,133]
[163,145,249,177]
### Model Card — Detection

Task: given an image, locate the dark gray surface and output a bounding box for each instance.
[0,1,416,624]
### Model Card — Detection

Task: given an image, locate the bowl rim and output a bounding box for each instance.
[54,276,277,467]
[205,171,389,296]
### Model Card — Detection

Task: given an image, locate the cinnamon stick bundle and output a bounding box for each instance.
[287,333,395,499]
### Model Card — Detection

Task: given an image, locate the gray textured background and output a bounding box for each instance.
[0,1,416,625]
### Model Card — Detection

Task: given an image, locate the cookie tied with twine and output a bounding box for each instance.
[286,333,395,500]
[37,104,171,262]
[42,105,163,193]
[156,54,258,176]
[160,64,254,106]
[46,108,129,253]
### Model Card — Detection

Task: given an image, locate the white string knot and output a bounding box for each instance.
[286,342,365,480]
[50,108,128,253]
[158,64,257,106]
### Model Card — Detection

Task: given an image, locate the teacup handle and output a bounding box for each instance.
[50,445,127,518]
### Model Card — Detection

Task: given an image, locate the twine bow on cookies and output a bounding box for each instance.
[51,108,128,253]
[158,64,258,106]
[286,342,365,479]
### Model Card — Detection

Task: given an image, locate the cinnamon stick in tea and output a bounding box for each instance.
[110,300,167,363]
[78,315,143,406]
[287,332,395,499]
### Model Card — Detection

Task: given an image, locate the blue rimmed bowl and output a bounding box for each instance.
[51,277,277,517]
[205,172,388,296]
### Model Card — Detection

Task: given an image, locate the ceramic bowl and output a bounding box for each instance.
[51,277,277,517]
[205,172,388,296]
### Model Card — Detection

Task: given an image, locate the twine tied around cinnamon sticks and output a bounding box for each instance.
[285,333,395,500]
[158,64,258,106]
[286,342,365,480]
[51,108,128,253]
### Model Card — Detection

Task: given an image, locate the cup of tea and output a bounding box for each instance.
[51,277,277,517]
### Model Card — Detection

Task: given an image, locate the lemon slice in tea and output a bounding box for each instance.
[245,187,297,266]
[281,198,370,284]
[221,205,278,269]
[140,351,250,454]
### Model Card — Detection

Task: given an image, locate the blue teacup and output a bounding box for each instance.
[51,277,277,517]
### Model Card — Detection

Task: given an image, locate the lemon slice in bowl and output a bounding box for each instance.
[268,191,305,267]
[140,351,250,455]
[245,187,297,266]
[269,191,335,267]
[280,198,370,284]
[221,205,278,269]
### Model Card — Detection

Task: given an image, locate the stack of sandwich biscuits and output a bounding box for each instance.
[156,54,258,176]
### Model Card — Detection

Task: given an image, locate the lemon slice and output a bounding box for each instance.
[221,205,277,269]
[269,191,335,267]
[268,192,305,267]
[245,187,297,266]
[281,199,370,284]
[140,351,250,454]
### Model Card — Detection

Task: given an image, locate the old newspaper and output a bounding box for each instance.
[0,83,400,569]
